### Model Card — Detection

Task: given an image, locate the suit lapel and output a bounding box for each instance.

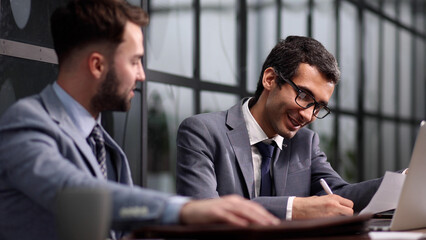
[101,126,133,185]
[226,99,255,198]
[274,138,291,196]
[39,85,104,179]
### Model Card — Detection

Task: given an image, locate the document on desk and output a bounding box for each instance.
[360,171,406,215]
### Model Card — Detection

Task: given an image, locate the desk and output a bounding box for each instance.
[130,233,370,240]
[130,216,426,240]
[131,215,372,240]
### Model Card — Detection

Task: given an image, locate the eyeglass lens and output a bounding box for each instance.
[295,92,328,118]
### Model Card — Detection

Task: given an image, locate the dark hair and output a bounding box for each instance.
[50,0,149,65]
[252,36,340,103]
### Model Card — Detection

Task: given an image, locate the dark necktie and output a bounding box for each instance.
[255,141,275,196]
[87,124,107,179]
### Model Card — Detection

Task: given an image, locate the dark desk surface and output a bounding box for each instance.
[130,231,371,240]
[130,215,426,240]
[130,215,373,240]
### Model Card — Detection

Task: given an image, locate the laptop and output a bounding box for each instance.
[369,120,426,231]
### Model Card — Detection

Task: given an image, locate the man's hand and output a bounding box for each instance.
[179,195,280,227]
[292,195,354,219]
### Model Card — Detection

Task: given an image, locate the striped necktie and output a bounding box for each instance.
[87,124,107,179]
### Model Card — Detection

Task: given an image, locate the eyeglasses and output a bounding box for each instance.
[275,71,331,119]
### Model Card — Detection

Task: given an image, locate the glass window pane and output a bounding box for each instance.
[147,1,193,78]
[366,0,380,9]
[399,124,412,169]
[382,121,396,171]
[201,0,237,86]
[382,21,396,115]
[383,0,396,19]
[364,12,380,112]
[312,0,337,108]
[313,0,336,56]
[201,91,239,113]
[364,118,379,179]
[310,115,336,168]
[414,37,425,120]
[146,82,194,193]
[414,1,425,34]
[339,2,358,111]
[338,116,357,183]
[247,0,276,93]
[399,1,412,28]
[281,0,308,38]
[399,30,412,118]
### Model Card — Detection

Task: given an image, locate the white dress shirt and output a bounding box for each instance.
[242,98,295,220]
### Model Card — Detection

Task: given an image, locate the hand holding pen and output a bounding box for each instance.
[320,178,333,195]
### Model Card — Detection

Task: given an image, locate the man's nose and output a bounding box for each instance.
[137,62,145,82]
[298,105,315,122]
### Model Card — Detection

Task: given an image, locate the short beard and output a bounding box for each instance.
[91,66,131,113]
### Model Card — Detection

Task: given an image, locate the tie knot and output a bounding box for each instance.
[255,141,275,159]
[90,124,104,144]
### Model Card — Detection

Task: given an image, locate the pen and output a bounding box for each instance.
[320,178,333,195]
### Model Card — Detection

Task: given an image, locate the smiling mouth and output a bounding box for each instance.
[288,114,303,130]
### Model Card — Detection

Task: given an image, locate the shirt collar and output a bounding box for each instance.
[242,98,283,150]
[52,82,99,139]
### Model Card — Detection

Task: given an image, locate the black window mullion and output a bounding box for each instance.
[194,0,201,114]
[237,0,248,98]
[306,0,314,132]
[394,0,401,170]
[333,0,341,172]
[307,0,313,38]
[277,0,282,42]
[423,1,426,127]
[356,0,365,181]
[377,0,384,177]
[410,0,417,157]
[140,0,150,187]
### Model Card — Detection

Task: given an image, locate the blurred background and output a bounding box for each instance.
[1,0,425,194]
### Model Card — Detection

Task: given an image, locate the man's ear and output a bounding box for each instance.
[262,67,277,91]
[88,52,106,80]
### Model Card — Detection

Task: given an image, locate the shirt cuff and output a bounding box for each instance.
[161,196,191,224]
[286,196,295,220]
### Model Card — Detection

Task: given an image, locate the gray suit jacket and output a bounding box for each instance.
[177,99,381,219]
[0,85,175,240]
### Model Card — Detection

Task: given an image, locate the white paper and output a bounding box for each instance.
[369,231,426,240]
[360,171,406,215]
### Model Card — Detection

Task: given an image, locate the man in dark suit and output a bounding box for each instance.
[177,36,382,220]
[0,1,279,239]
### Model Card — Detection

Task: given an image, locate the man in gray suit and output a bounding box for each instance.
[177,36,382,220]
[0,0,279,239]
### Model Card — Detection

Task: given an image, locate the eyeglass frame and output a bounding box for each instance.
[274,70,331,119]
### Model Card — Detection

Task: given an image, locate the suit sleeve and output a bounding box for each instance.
[308,132,382,213]
[0,104,186,227]
[176,117,220,198]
